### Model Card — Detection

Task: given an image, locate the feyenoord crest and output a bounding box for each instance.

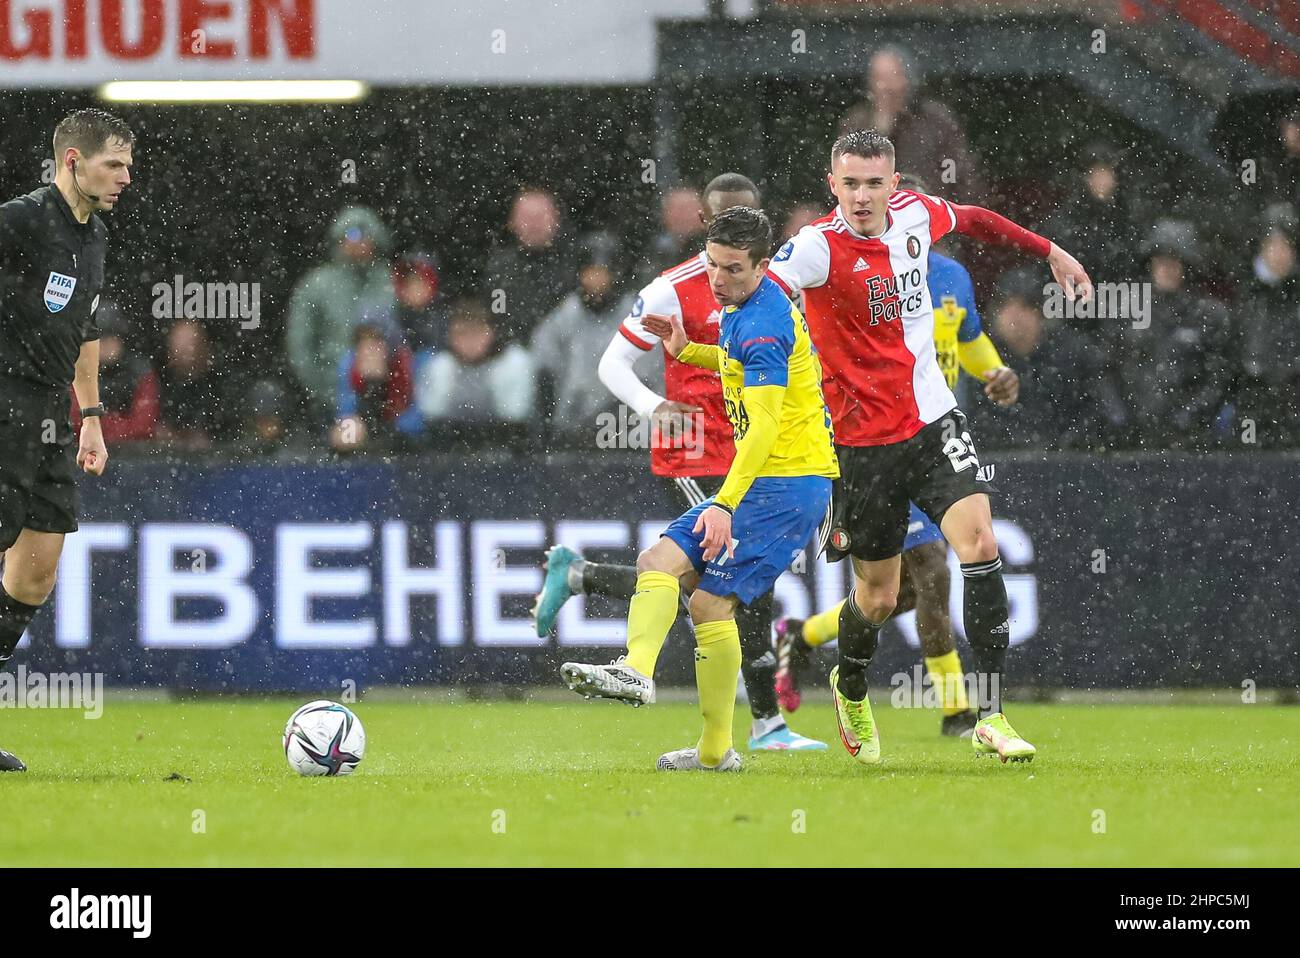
[906,235,921,259]
[830,527,851,552]
[44,271,77,313]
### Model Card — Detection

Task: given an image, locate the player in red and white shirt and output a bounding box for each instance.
[768,130,1093,765]
[532,174,826,752]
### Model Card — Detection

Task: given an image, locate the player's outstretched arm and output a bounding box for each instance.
[948,202,1093,301]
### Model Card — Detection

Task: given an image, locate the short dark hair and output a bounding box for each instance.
[831,129,895,168]
[706,206,773,266]
[53,108,134,162]
[897,172,931,194]
[703,172,761,207]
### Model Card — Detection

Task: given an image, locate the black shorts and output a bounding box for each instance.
[825,407,993,563]
[658,474,724,509]
[0,386,80,551]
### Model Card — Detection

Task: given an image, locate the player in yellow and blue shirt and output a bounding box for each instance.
[560,207,838,772]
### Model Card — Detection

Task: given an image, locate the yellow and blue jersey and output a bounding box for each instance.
[929,252,983,390]
[717,277,839,482]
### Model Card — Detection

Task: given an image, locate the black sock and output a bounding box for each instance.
[736,591,779,722]
[789,630,812,671]
[581,562,639,601]
[961,556,1009,718]
[836,594,882,702]
[0,585,43,664]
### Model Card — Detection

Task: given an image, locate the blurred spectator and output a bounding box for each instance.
[532,232,634,436]
[1261,106,1300,210]
[782,202,826,242]
[71,299,158,443]
[1040,143,1141,339]
[1116,220,1234,449]
[482,189,575,345]
[839,45,985,203]
[1237,204,1300,446]
[286,206,398,416]
[644,187,706,277]
[417,298,534,423]
[156,319,226,450]
[332,323,422,453]
[393,250,448,354]
[238,378,291,457]
[974,270,1127,449]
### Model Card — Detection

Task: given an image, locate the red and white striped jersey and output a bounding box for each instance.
[768,190,960,446]
[618,253,735,477]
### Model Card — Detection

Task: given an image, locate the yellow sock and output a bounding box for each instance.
[693,618,741,767]
[925,650,970,716]
[802,599,846,648]
[624,571,680,677]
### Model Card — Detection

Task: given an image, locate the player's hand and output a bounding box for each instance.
[77,419,108,476]
[983,366,1020,406]
[641,312,688,358]
[651,400,702,445]
[1048,243,1093,302]
[693,505,735,564]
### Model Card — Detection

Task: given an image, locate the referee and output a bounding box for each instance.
[0,109,133,771]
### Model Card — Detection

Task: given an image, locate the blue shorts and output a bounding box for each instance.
[904,501,945,552]
[662,475,832,605]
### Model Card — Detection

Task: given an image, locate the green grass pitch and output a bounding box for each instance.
[2,695,1297,867]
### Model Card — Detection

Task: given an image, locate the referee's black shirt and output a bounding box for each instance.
[0,185,106,394]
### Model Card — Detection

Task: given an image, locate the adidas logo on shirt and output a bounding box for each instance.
[853,257,870,272]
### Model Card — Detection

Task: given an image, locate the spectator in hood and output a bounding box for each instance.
[286,205,398,416]
[393,250,448,354]
[237,378,291,457]
[417,297,534,424]
[1040,143,1142,340]
[1261,105,1300,212]
[973,269,1128,449]
[482,189,576,345]
[532,231,634,436]
[69,298,158,443]
[1115,219,1234,449]
[156,318,228,450]
[331,323,422,453]
[1237,204,1300,446]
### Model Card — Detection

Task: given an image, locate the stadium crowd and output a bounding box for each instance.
[82,55,1300,457]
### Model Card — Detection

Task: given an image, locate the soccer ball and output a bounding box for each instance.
[283,700,366,777]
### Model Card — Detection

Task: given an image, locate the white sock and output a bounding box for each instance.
[565,558,587,594]
[751,713,787,739]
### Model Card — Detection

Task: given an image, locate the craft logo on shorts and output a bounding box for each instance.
[44,271,77,313]
[906,235,921,259]
[830,527,851,552]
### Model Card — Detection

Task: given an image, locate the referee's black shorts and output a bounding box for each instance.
[0,383,80,551]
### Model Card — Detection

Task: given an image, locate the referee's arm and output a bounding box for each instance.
[73,339,109,475]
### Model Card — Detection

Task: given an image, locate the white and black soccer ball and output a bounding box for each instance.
[283,700,366,777]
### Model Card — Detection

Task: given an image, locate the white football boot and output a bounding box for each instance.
[656,747,742,772]
[560,656,656,707]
